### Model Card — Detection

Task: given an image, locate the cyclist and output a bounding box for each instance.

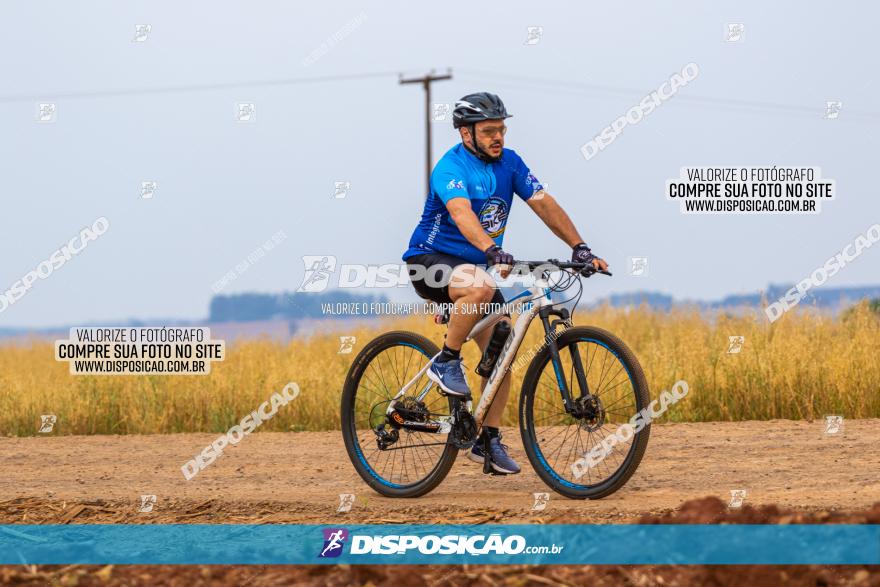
[403,92,608,474]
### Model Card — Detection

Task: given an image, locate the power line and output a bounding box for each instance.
[6,63,875,123]
[457,67,880,121]
[0,70,400,103]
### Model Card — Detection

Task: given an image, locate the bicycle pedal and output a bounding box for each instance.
[438,389,471,401]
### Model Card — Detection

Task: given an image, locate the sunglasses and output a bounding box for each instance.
[475,125,507,139]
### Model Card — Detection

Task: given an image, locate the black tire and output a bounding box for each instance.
[341,331,459,498]
[519,326,650,499]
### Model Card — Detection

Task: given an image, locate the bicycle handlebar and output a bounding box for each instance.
[511,259,612,277]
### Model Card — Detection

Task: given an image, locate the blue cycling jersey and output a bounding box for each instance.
[402,144,543,265]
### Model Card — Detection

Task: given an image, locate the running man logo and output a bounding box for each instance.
[39,415,57,433]
[132,24,152,42]
[236,103,256,123]
[298,255,337,292]
[727,336,745,354]
[319,528,349,558]
[824,101,842,120]
[824,415,844,435]
[333,181,352,199]
[531,493,550,512]
[138,495,157,513]
[337,494,356,513]
[338,336,356,354]
[729,489,747,508]
[524,26,543,45]
[432,103,451,122]
[36,103,57,123]
[141,181,157,199]
[726,23,744,42]
[629,257,648,276]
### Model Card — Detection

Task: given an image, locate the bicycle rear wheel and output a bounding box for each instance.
[519,326,650,499]
[341,331,459,498]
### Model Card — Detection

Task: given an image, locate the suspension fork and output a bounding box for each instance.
[539,306,583,413]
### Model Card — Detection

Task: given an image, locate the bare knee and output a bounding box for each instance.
[476,285,495,304]
[450,265,497,302]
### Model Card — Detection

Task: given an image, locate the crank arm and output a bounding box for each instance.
[397,416,453,434]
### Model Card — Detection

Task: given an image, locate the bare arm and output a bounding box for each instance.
[527,192,609,270]
[526,192,585,247]
[445,197,496,253]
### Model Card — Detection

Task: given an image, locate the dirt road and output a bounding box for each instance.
[1,419,878,524]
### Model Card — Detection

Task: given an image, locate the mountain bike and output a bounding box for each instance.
[341,259,650,499]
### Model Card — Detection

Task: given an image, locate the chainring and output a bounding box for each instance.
[449,408,477,449]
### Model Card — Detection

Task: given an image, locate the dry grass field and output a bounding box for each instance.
[1,302,878,436]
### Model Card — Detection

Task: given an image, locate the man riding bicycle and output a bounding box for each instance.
[402,92,608,474]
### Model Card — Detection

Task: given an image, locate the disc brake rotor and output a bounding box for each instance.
[577,394,605,432]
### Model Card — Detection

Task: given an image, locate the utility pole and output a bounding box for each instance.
[399,69,452,196]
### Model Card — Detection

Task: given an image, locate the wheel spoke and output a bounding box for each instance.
[346,339,452,489]
[526,335,645,492]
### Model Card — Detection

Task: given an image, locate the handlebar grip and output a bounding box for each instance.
[580,267,612,277]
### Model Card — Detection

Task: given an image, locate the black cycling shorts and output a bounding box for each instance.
[405,252,506,308]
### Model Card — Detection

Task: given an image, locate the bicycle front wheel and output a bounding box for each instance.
[341,331,458,498]
[519,326,650,499]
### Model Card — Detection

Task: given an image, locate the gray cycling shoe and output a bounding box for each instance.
[427,358,471,397]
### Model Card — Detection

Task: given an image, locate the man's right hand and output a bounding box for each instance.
[485,245,514,277]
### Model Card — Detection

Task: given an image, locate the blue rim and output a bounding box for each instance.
[352,341,434,489]
[531,337,637,490]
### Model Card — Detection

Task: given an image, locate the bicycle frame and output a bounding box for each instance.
[387,273,582,435]
[467,280,550,429]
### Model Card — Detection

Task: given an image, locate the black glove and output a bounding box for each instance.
[571,243,597,266]
[484,244,514,267]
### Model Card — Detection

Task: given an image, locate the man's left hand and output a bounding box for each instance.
[572,243,608,271]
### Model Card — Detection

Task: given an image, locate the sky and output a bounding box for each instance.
[1,1,878,327]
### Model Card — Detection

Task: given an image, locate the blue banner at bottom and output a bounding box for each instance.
[0,524,877,565]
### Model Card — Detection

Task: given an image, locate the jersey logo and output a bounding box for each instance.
[526,171,544,192]
[446,179,464,190]
[478,196,509,238]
